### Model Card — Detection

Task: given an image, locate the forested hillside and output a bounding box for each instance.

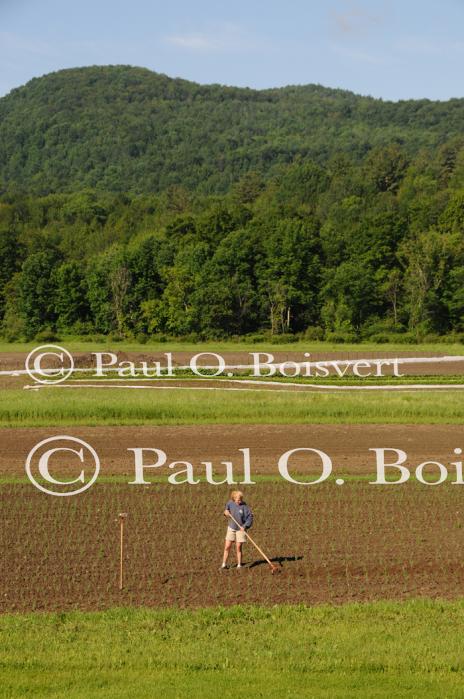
[1,65,464,194]
[1,66,464,342]
[1,144,464,342]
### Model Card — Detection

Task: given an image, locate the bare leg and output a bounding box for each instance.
[236,542,242,566]
[223,539,232,565]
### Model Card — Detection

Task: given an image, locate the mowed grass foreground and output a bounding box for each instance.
[2,387,464,425]
[2,601,464,698]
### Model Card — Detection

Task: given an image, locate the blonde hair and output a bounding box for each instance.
[230,490,243,500]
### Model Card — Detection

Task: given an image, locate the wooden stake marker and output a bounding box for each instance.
[119,512,128,590]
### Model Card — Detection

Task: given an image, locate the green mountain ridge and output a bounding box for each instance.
[1,64,463,195]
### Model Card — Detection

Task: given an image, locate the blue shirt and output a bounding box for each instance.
[225,500,253,531]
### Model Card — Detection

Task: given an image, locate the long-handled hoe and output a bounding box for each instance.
[228,513,280,574]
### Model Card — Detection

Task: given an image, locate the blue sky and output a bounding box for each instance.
[1,0,463,100]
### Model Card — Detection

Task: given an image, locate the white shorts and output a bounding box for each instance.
[225,526,246,544]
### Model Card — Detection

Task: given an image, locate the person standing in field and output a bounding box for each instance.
[221,490,253,569]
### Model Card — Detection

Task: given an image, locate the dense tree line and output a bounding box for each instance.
[1,139,464,342]
[2,65,464,195]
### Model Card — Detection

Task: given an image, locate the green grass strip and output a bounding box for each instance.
[2,338,464,353]
[3,388,464,426]
[1,600,464,698]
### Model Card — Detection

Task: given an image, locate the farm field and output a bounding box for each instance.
[2,345,464,696]
[2,348,464,610]
[2,482,464,613]
[1,343,464,374]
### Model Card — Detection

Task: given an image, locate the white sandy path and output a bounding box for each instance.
[22,378,464,392]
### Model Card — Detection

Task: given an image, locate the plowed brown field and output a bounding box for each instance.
[1,482,463,613]
[0,424,463,476]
